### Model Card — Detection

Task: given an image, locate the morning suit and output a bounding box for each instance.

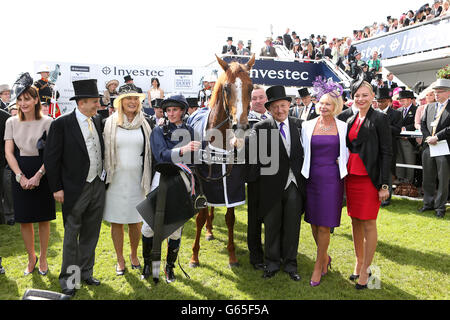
[44,109,106,291]
[0,109,10,224]
[420,100,450,212]
[260,46,277,57]
[396,104,418,183]
[248,116,305,273]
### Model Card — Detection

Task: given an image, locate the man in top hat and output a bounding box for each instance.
[0,84,11,110]
[44,79,106,297]
[222,37,237,55]
[376,87,402,206]
[419,78,450,218]
[396,90,418,184]
[290,88,319,121]
[247,85,305,281]
[121,75,143,93]
[34,64,60,113]
[148,98,165,129]
[260,37,278,57]
[186,97,199,116]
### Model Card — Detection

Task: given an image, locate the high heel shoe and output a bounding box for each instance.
[321,256,332,276]
[116,264,126,276]
[24,256,38,276]
[349,270,372,281]
[130,255,141,270]
[310,274,322,287]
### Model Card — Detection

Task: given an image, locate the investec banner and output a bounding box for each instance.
[355,17,450,60]
[34,61,208,114]
[222,56,340,87]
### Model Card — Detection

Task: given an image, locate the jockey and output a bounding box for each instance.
[141,94,201,283]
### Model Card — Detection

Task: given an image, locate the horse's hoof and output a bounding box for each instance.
[228,262,240,268]
[189,262,200,268]
[206,234,215,241]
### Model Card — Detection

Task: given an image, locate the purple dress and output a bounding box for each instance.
[305,135,344,228]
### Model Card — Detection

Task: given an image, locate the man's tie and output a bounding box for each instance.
[261,114,267,120]
[279,122,287,139]
[87,117,94,134]
[403,108,408,118]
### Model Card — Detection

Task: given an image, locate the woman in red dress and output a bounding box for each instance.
[345,78,392,289]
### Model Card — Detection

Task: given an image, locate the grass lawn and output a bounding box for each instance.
[0,197,448,300]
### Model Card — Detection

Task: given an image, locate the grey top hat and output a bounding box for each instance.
[0,84,10,93]
[432,78,450,90]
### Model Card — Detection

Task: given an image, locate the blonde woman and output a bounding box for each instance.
[301,78,348,287]
[103,84,152,275]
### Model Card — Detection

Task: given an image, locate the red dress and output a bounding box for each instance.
[345,117,381,220]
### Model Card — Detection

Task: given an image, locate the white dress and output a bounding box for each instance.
[103,127,145,224]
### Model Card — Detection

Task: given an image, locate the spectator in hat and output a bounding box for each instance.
[148,98,165,129]
[186,97,200,116]
[34,64,60,108]
[431,0,443,17]
[237,40,250,56]
[147,77,164,107]
[0,84,11,110]
[296,88,319,121]
[103,84,151,276]
[40,101,50,117]
[222,37,237,55]
[396,90,418,184]
[5,73,55,277]
[260,37,277,57]
[102,79,119,107]
[121,76,143,93]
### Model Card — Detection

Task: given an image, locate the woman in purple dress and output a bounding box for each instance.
[301,78,348,287]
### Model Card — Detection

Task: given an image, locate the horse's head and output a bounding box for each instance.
[213,54,255,131]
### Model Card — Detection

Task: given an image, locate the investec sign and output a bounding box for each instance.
[101,66,164,77]
[222,56,340,87]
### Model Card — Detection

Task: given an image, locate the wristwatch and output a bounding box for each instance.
[381,184,389,191]
[16,173,23,183]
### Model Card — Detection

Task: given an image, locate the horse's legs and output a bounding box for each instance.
[190,208,208,267]
[225,208,239,267]
[205,206,215,240]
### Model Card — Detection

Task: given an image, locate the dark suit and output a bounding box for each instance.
[384,107,402,175]
[222,45,237,55]
[248,117,305,273]
[0,109,11,224]
[396,105,418,183]
[0,100,8,111]
[383,81,398,90]
[337,107,356,123]
[421,100,450,212]
[44,109,106,291]
[260,46,277,57]
[346,107,392,190]
[283,34,292,50]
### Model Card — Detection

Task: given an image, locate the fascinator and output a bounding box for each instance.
[311,76,343,100]
[12,72,34,99]
[350,71,366,98]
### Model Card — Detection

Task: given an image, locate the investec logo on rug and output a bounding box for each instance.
[101,66,164,77]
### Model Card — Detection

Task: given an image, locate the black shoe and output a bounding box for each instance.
[6,218,15,226]
[436,210,446,218]
[355,283,368,290]
[116,264,126,276]
[141,262,151,280]
[417,206,434,213]
[288,272,301,281]
[262,270,277,279]
[251,263,265,271]
[165,264,176,283]
[83,277,101,286]
[349,274,359,281]
[38,269,49,276]
[62,288,76,297]
[24,256,38,276]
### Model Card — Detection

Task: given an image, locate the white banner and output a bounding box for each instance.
[34,61,216,114]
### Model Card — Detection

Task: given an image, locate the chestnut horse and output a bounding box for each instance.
[188,54,255,267]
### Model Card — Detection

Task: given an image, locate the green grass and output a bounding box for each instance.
[0,197,448,300]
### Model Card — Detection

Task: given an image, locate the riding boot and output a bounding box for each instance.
[165,239,180,283]
[141,236,153,280]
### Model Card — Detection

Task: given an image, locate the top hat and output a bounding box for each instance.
[398,90,415,99]
[227,37,233,42]
[69,79,102,101]
[152,98,164,108]
[124,75,133,82]
[264,86,291,109]
[0,84,10,93]
[375,87,392,100]
[161,94,188,110]
[186,97,199,108]
[298,88,310,98]
[113,84,146,109]
[432,78,450,90]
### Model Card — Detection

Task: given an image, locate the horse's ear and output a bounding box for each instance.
[246,54,256,70]
[216,54,229,72]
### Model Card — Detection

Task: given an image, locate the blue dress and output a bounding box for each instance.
[305,135,344,228]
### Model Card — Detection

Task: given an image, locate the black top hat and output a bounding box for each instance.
[124,75,133,82]
[12,72,34,98]
[298,88,310,98]
[264,86,291,109]
[186,97,199,108]
[152,98,164,108]
[398,90,415,99]
[69,79,101,101]
[227,37,233,41]
[375,88,392,100]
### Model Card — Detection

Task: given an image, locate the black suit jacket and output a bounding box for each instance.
[421,101,450,152]
[222,45,237,55]
[247,117,305,217]
[383,81,398,90]
[397,105,417,131]
[0,109,11,167]
[44,109,105,210]
[346,107,392,189]
[283,34,292,50]
[337,107,355,122]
